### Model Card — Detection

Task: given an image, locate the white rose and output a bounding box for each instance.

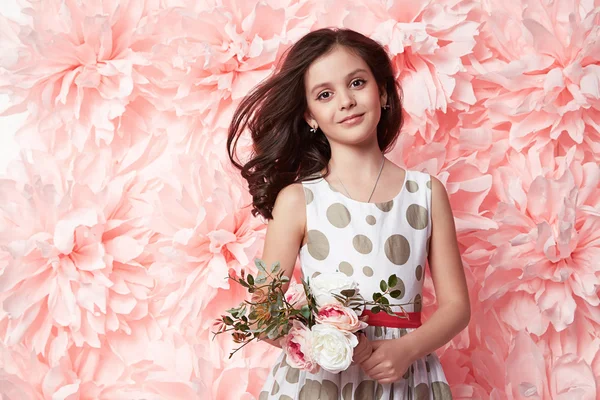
[309,272,360,307]
[310,324,358,373]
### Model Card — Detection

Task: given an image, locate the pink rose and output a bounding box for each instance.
[282,320,320,374]
[315,303,368,333]
[284,282,309,309]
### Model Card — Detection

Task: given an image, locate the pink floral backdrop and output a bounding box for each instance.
[0,0,598,399]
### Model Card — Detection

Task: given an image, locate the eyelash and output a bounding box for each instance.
[317,79,366,101]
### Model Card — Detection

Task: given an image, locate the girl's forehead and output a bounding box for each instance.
[305,47,368,83]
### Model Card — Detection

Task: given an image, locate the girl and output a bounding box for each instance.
[227,28,470,400]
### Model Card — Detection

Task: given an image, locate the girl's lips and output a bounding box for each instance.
[339,113,365,125]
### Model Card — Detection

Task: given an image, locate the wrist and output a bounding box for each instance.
[395,334,420,362]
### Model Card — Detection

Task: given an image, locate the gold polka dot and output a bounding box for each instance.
[374,326,383,338]
[272,360,280,376]
[427,179,432,189]
[259,391,269,400]
[415,383,429,400]
[307,230,330,260]
[390,278,406,299]
[376,382,384,399]
[339,261,354,276]
[432,382,452,399]
[366,215,376,225]
[362,266,373,277]
[311,271,321,279]
[406,180,419,193]
[299,379,338,400]
[327,182,339,192]
[327,203,351,228]
[303,187,314,205]
[375,200,394,212]
[399,328,408,336]
[280,354,288,368]
[384,234,411,265]
[415,265,423,281]
[407,204,428,230]
[285,367,300,384]
[414,294,422,312]
[353,234,373,254]
[271,380,280,395]
[355,381,375,399]
[342,382,353,400]
[280,396,293,400]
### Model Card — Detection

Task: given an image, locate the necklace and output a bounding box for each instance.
[334,154,385,203]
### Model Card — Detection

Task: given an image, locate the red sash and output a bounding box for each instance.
[360,309,422,328]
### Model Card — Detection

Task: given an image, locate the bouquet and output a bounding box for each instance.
[212,258,414,374]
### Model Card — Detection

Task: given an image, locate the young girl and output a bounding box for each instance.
[227,28,470,400]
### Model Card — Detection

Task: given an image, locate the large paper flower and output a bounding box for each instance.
[0,151,157,357]
[475,0,600,158]
[0,0,155,150]
[476,152,600,335]
[137,0,294,129]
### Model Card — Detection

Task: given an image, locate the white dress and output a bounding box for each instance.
[258,169,452,400]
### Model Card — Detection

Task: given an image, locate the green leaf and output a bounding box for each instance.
[390,290,402,299]
[255,259,267,273]
[300,305,311,319]
[388,274,398,288]
[271,262,281,274]
[239,280,249,288]
[371,306,381,314]
[380,280,388,292]
[379,297,389,305]
[372,292,382,301]
[223,316,234,325]
[340,289,356,297]
[247,274,254,285]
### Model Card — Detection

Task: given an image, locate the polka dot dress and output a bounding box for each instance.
[258,169,452,400]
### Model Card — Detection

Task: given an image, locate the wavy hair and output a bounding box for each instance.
[227,28,404,220]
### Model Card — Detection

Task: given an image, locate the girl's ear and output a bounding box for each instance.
[304,111,316,128]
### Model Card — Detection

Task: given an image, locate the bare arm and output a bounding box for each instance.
[402,176,471,360]
[252,183,307,348]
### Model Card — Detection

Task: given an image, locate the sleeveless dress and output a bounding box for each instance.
[258,169,452,400]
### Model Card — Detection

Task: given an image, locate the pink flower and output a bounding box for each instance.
[474,0,600,158]
[281,320,320,374]
[0,0,155,149]
[471,153,600,336]
[284,282,308,309]
[315,303,368,333]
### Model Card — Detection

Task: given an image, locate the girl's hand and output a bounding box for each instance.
[360,338,415,384]
[352,333,373,365]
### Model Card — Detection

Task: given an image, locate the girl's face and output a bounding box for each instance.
[303,45,387,146]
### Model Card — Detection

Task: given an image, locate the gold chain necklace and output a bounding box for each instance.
[334,154,385,203]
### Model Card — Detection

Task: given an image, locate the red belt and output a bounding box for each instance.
[360,309,422,328]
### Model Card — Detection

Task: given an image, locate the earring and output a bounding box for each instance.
[382,104,390,110]
[309,126,317,133]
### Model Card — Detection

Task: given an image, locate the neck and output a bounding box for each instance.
[326,143,385,182]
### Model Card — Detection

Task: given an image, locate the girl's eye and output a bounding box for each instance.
[317,79,366,100]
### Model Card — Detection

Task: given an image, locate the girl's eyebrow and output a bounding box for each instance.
[310,68,368,94]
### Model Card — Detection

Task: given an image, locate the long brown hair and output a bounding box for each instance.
[227,28,404,220]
